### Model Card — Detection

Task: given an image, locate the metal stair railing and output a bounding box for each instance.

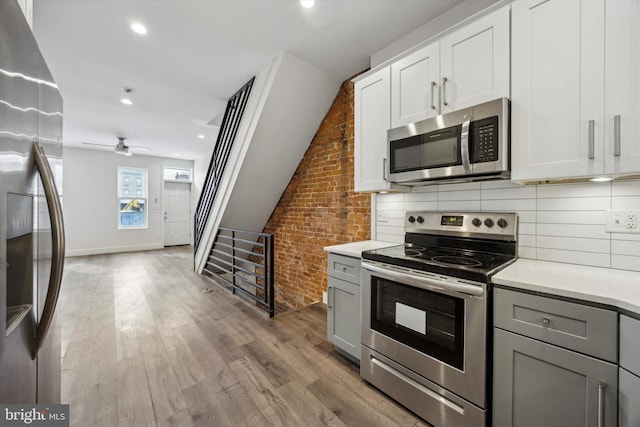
[202,227,275,317]
[194,77,255,255]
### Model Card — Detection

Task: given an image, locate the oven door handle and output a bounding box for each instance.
[362,262,484,297]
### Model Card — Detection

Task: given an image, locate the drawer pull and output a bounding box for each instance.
[542,317,550,326]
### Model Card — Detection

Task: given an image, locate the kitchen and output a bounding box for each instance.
[326,0,640,425]
[2,0,640,426]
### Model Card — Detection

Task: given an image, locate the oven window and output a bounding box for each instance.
[371,276,464,370]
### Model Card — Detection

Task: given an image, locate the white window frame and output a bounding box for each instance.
[117,167,148,229]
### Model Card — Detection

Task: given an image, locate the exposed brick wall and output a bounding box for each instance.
[262,78,371,314]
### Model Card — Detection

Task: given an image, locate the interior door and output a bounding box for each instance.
[163,181,191,246]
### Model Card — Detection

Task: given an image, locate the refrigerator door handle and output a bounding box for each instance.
[32,140,65,360]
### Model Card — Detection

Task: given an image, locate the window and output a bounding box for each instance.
[163,167,192,182]
[118,167,147,229]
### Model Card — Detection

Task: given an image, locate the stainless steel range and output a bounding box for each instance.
[361,211,518,427]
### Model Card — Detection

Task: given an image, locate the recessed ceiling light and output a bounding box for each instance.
[300,0,315,8]
[197,134,205,139]
[590,177,614,182]
[175,154,180,157]
[121,98,133,105]
[131,22,147,35]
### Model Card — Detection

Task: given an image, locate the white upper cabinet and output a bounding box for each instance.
[512,0,640,182]
[390,8,510,128]
[355,68,408,192]
[605,0,640,175]
[391,43,440,127]
[440,7,510,114]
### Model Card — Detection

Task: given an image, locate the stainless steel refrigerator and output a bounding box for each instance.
[0,0,65,404]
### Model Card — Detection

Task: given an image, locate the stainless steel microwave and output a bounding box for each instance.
[387,97,510,185]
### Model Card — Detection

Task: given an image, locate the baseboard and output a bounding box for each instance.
[65,243,164,257]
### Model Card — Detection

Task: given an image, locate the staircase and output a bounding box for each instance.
[194,52,340,280]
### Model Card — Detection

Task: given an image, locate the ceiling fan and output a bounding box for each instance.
[82,136,150,156]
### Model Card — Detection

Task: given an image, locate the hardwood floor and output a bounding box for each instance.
[59,246,428,427]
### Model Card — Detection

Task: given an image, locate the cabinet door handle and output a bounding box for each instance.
[614,115,621,157]
[328,287,333,309]
[588,120,595,159]
[597,381,606,427]
[442,77,449,106]
[383,157,388,181]
[430,81,437,110]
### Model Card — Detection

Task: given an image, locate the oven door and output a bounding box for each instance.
[361,261,487,407]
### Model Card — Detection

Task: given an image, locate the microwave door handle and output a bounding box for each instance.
[32,140,65,360]
[461,113,472,172]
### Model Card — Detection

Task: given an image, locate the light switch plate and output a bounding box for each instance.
[322,291,327,304]
[605,210,640,233]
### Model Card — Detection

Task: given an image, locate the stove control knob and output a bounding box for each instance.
[484,218,494,228]
[497,218,508,228]
[417,216,424,224]
[472,218,482,227]
[408,216,416,223]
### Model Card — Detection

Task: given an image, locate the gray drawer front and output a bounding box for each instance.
[327,253,361,284]
[620,315,640,377]
[494,288,617,362]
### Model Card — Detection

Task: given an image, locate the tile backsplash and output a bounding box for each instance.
[375,179,640,272]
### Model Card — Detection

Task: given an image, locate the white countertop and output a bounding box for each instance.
[323,240,398,258]
[493,259,640,315]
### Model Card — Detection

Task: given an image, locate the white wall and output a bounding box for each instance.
[374,179,640,273]
[63,147,194,256]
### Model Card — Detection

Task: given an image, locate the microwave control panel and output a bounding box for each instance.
[472,116,499,163]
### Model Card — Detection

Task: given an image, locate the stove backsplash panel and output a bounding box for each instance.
[375,179,640,273]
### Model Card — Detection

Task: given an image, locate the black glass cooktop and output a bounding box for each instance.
[362,234,516,283]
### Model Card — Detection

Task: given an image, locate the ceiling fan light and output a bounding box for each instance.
[114,146,132,156]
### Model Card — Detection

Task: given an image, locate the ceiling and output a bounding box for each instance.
[32,0,463,161]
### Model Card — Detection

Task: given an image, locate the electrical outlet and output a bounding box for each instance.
[377,210,388,222]
[605,210,640,233]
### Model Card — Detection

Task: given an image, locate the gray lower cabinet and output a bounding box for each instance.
[493,328,618,427]
[327,253,361,362]
[493,288,618,427]
[619,315,640,427]
[619,368,640,427]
